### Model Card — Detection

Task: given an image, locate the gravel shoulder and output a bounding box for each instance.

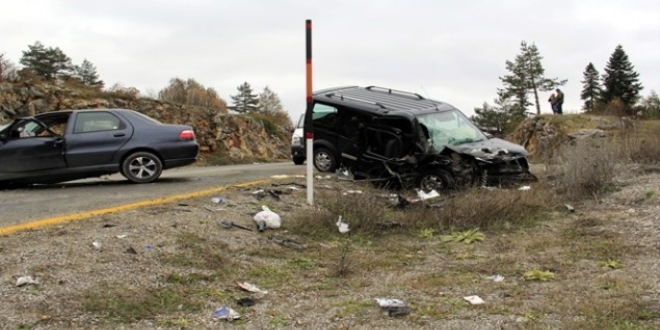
[0,168,659,329]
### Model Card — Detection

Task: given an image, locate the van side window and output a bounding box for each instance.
[312,104,338,128]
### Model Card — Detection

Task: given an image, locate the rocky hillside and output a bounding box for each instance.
[0,82,290,162]
[508,114,635,161]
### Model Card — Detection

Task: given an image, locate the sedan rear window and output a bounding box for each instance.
[73,112,124,134]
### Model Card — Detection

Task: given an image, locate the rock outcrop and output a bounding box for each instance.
[507,115,624,161]
[0,82,290,162]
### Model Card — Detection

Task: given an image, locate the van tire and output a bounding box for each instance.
[417,169,454,193]
[313,148,336,172]
[293,157,305,165]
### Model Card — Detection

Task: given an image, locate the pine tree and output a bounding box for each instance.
[74,59,104,88]
[580,62,602,112]
[601,45,643,108]
[257,86,284,115]
[471,90,523,136]
[500,41,567,115]
[19,41,73,81]
[229,82,258,113]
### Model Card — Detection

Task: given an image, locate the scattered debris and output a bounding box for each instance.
[253,205,281,232]
[565,204,575,212]
[271,181,306,188]
[91,241,102,249]
[178,203,189,207]
[286,186,301,191]
[212,306,240,321]
[464,295,485,305]
[269,236,307,250]
[236,297,256,307]
[211,197,225,204]
[116,234,128,239]
[204,205,225,212]
[486,274,505,282]
[16,276,38,287]
[342,190,363,196]
[219,220,253,232]
[145,245,153,251]
[417,189,440,201]
[126,247,138,255]
[336,215,350,234]
[375,298,410,317]
[518,185,531,191]
[270,174,290,179]
[102,224,116,228]
[237,282,269,296]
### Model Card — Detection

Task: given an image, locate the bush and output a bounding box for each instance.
[555,139,618,199]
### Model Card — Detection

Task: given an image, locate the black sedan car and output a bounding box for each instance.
[0,109,199,188]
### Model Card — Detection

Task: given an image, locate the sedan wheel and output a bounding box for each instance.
[313,148,336,172]
[121,151,163,183]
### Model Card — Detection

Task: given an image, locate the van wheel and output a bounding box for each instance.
[313,148,336,172]
[417,169,454,193]
[293,157,305,165]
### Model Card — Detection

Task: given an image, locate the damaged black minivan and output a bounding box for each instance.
[309,86,536,191]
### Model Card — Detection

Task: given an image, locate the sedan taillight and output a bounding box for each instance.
[179,130,195,140]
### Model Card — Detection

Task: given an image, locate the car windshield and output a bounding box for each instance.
[416,109,487,151]
[0,123,8,132]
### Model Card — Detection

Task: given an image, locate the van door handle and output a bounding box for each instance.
[113,133,126,137]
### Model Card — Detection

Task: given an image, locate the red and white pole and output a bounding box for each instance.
[304,19,314,205]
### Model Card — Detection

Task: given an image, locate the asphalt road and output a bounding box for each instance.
[0,162,305,227]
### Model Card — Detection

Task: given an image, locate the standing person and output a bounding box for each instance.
[548,93,557,114]
[554,88,564,115]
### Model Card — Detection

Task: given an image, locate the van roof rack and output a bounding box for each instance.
[365,86,425,100]
[325,93,387,109]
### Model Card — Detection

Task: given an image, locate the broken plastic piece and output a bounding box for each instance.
[342,190,363,196]
[336,215,350,234]
[565,204,575,212]
[237,282,269,295]
[116,234,128,239]
[417,189,440,200]
[270,174,290,179]
[463,295,485,305]
[518,185,531,191]
[92,241,102,249]
[16,276,38,287]
[375,298,406,308]
[236,297,255,307]
[486,274,505,282]
[211,197,225,204]
[212,306,240,321]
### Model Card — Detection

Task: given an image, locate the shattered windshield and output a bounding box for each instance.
[416,109,487,151]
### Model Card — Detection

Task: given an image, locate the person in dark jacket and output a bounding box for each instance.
[554,88,564,114]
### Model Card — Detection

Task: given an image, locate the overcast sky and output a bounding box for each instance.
[1,0,659,121]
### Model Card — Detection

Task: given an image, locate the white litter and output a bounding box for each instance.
[92,241,102,249]
[116,235,128,239]
[270,174,289,179]
[253,205,281,231]
[252,189,265,195]
[211,197,225,204]
[336,215,350,234]
[237,281,269,295]
[417,189,440,200]
[463,295,485,305]
[375,298,407,308]
[518,186,531,191]
[286,186,300,191]
[486,274,505,282]
[342,190,363,196]
[212,306,240,320]
[16,276,38,287]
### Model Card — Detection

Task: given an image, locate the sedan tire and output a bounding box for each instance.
[121,151,163,183]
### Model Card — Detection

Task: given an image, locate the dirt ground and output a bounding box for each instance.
[0,165,659,329]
